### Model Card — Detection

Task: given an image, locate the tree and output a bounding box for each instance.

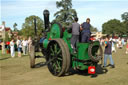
[21,15,44,38]
[121,12,128,35]
[90,26,98,32]
[13,23,18,31]
[102,19,126,35]
[53,0,77,27]
[121,12,128,22]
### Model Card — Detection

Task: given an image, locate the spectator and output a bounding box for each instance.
[101,38,105,46]
[28,37,32,53]
[17,37,22,57]
[122,38,125,46]
[116,38,119,48]
[10,39,15,58]
[118,38,122,49]
[103,35,115,68]
[22,38,28,55]
[126,39,128,54]
[112,40,116,52]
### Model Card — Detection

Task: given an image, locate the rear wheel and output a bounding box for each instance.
[29,42,35,68]
[29,40,45,68]
[46,39,69,76]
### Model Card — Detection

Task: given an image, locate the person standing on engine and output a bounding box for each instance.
[81,18,91,43]
[70,18,80,53]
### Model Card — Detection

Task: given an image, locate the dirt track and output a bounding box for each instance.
[0,46,128,85]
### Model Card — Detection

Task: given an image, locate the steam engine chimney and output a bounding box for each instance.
[43,9,50,30]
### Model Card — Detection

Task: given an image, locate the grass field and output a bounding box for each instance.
[0,45,128,85]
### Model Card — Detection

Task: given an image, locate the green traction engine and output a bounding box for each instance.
[29,10,103,77]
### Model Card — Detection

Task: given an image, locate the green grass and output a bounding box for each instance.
[0,45,128,85]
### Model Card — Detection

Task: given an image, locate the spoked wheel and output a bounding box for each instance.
[88,42,103,62]
[29,40,45,68]
[29,42,35,68]
[46,39,70,76]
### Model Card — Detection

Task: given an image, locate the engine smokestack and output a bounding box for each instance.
[43,9,50,30]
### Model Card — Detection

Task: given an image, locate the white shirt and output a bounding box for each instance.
[22,40,28,46]
[17,39,22,48]
[118,40,122,45]
[10,41,14,47]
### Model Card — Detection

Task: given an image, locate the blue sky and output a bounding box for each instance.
[1,0,128,31]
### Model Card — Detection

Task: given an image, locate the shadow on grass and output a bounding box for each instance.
[31,61,108,78]
[0,57,11,61]
[65,64,108,78]
[34,62,47,68]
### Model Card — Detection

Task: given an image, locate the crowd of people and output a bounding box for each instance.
[10,36,32,58]
[101,36,128,68]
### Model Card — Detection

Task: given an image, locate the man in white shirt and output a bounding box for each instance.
[10,39,15,58]
[22,38,28,55]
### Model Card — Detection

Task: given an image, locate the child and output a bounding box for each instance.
[10,39,15,58]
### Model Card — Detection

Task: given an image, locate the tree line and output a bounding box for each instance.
[102,12,128,36]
